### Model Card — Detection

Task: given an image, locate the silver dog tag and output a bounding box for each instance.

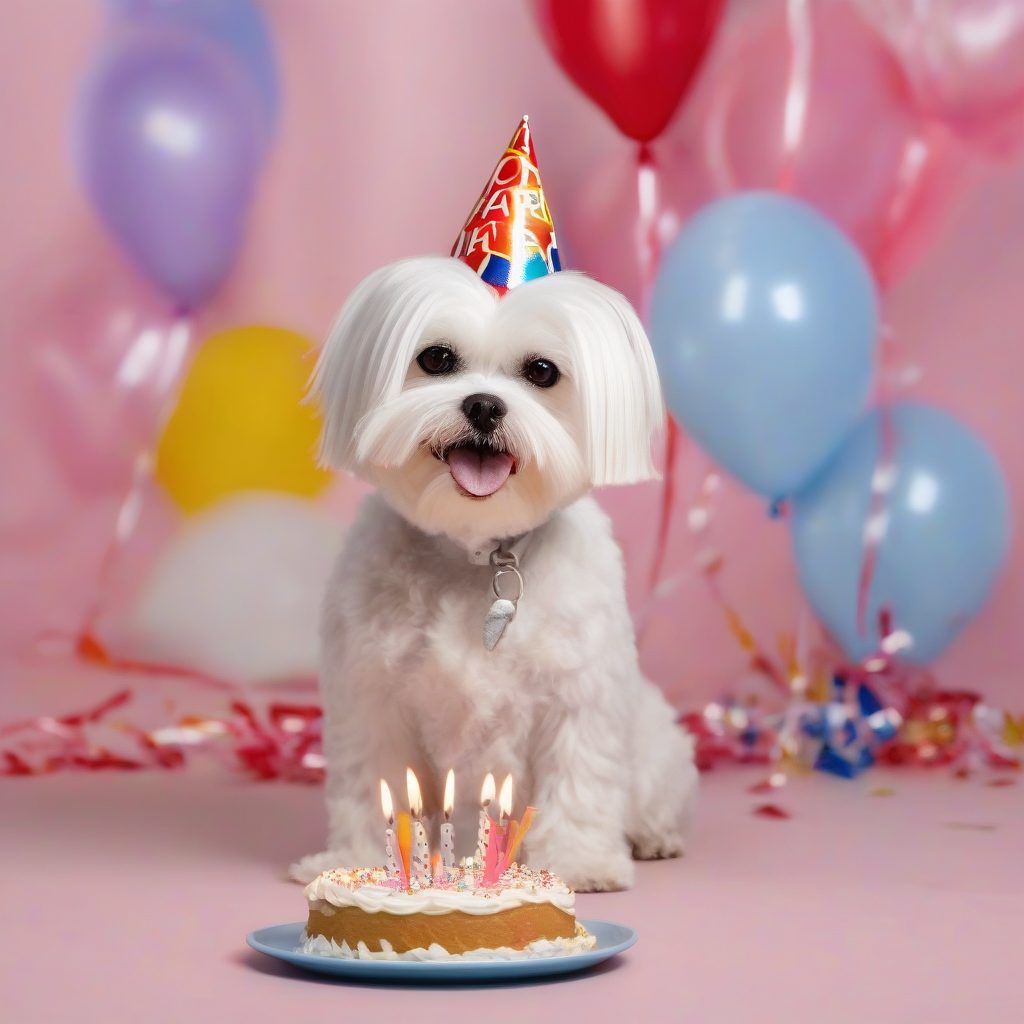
[483,598,517,650]
[482,544,526,651]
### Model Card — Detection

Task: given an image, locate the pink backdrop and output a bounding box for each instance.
[0,1,1020,710]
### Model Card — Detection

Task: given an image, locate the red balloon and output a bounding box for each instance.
[533,0,727,143]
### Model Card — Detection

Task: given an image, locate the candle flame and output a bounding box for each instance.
[380,778,394,824]
[480,772,495,807]
[499,773,513,819]
[406,767,423,818]
[443,768,455,820]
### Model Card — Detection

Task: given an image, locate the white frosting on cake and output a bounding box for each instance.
[298,930,598,961]
[304,865,576,917]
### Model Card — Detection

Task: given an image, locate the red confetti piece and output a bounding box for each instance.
[753,803,791,819]
[3,751,34,776]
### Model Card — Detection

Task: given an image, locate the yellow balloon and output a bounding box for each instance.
[156,326,330,513]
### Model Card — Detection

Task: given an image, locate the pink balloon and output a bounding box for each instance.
[0,348,104,658]
[14,248,193,494]
[559,142,710,314]
[675,0,968,286]
[0,242,195,659]
[850,0,1024,158]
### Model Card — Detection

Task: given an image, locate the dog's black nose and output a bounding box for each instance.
[462,393,507,434]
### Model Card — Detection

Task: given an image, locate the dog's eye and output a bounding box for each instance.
[523,358,559,388]
[417,346,456,375]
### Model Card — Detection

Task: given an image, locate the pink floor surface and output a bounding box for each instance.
[2,761,1020,1023]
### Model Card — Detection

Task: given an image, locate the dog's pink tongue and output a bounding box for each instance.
[448,448,514,497]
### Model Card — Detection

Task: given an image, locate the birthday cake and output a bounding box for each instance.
[298,769,596,961]
[300,864,595,961]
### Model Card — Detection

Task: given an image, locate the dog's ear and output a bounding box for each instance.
[309,256,494,472]
[502,273,664,487]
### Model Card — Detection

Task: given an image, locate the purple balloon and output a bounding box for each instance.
[103,0,280,133]
[74,26,265,309]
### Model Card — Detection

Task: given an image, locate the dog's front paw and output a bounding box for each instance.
[631,831,685,861]
[288,849,352,884]
[527,837,636,893]
[554,852,636,893]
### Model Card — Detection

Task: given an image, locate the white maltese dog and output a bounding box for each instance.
[292,116,696,891]
[290,254,698,892]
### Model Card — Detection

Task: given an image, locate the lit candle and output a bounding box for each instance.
[483,775,514,886]
[476,773,495,868]
[498,774,513,826]
[440,768,456,876]
[495,773,513,866]
[379,779,407,886]
[406,768,431,884]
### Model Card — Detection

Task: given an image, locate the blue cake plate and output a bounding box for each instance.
[246,918,637,983]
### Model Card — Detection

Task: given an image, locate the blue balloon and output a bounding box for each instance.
[791,402,1011,665]
[104,0,279,133]
[650,192,878,499]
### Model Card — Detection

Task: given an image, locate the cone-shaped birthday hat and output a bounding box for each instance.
[451,116,561,294]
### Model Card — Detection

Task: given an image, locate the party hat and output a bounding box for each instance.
[451,116,561,294]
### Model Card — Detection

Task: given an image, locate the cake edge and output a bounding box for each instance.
[298,925,598,962]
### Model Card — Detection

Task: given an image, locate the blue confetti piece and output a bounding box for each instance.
[815,743,874,779]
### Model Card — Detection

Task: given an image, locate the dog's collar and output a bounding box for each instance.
[466,532,533,566]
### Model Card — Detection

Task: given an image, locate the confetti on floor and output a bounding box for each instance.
[869,786,897,797]
[749,772,787,794]
[987,778,1017,787]
[753,803,791,819]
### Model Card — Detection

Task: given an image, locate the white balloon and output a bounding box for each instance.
[126,492,344,683]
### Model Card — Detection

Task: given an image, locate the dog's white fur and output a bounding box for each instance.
[291,256,697,892]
